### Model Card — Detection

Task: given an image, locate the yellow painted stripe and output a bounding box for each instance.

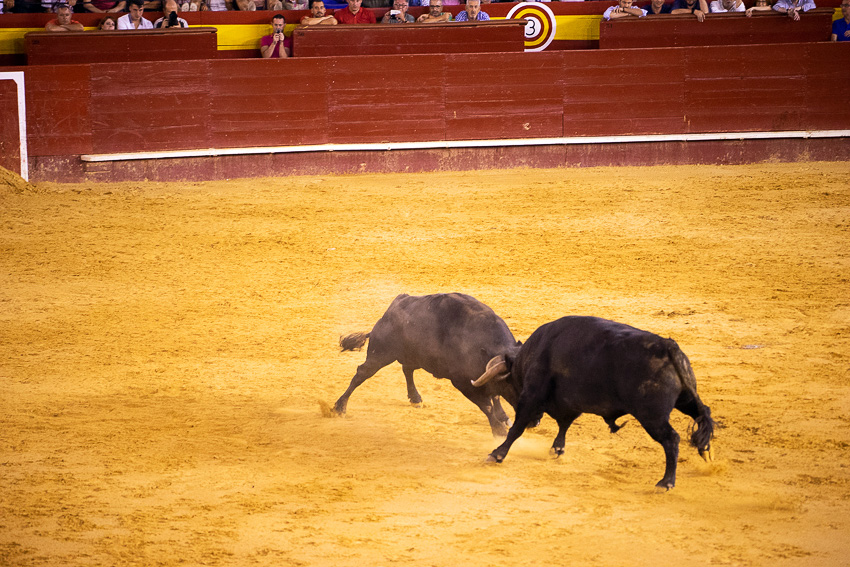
[554,14,603,41]
[0,28,40,56]
[489,14,603,42]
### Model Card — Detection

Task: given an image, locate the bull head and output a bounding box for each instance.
[471,355,511,387]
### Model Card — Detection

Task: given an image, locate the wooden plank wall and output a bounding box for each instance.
[293,21,525,58]
[599,9,836,49]
[25,29,219,65]
[16,41,850,176]
[0,79,21,174]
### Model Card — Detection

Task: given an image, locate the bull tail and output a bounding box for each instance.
[667,341,715,461]
[340,332,370,352]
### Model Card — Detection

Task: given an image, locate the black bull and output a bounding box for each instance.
[472,316,715,489]
[333,293,522,437]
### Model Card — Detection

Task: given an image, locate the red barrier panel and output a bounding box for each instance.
[23,65,92,157]
[0,79,21,174]
[90,60,212,153]
[10,41,850,181]
[25,28,219,65]
[293,20,526,58]
[599,9,835,49]
[561,48,687,136]
[327,54,446,144]
[446,51,565,141]
[210,58,332,147]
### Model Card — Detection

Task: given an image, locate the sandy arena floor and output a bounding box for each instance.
[1,162,849,566]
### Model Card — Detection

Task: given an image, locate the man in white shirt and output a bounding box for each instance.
[603,0,647,19]
[118,0,154,28]
[709,0,744,12]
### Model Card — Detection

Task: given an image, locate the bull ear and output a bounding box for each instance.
[471,355,510,387]
[503,352,515,372]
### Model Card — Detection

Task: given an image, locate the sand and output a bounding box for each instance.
[1,162,849,566]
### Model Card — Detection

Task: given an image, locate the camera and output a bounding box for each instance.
[168,10,179,26]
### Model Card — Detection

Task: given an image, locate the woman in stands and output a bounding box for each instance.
[98,15,117,28]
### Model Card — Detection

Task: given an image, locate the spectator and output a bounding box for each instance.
[381,0,414,22]
[300,0,338,24]
[709,0,743,12]
[117,0,154,28]
[82,0,126,12]
[283,0,307,8]
[832,0,850,39]
[671,0,708,21]
[261,13,291,57]
[335,0,376,23]
[772,0,815,20]
[98,14,117,27]
[745,0,772,15]
[7,0,47,12]
[154,0,188,26]
[42,0,76,11]
[188,0,257,10]
[645,0,672,14]
[45,4,85,30]
[603,0,647,19]
[454,0,488,21]
[362,0,390,7]
[417,0,451,21]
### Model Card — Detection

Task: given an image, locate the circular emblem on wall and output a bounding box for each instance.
[505,2,557,52]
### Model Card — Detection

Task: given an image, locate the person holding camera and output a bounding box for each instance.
[154,0,189,27]
[261,13,291,58]
[381,0,413,22]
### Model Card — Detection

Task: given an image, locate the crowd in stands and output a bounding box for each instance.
[603,0,827,21]
[3,0,847,43]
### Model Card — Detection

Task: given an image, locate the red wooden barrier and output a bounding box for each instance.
[599,9,835,49]
[11,41,850,181]
[292,20,526,58]
[24,28,219,65]
[0,79,21,175]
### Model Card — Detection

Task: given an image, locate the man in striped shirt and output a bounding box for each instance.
[454,0,488,21]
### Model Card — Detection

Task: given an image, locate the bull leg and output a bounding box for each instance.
[636,416,680,490]
[550,412,580,458]
[488,387,549,462]
[451,379,510,438]
[604,413,628,434]
[402,365,423,407]
[492,394,537,429]
[333,355,394,415]
[492,396,510,425]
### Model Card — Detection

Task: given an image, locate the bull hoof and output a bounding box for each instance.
[549,447,564,459]
[410,402,424,409]
[486,454,503,464]
[699,446,715,463]
[655,480,675,491]
[319,400,343,418]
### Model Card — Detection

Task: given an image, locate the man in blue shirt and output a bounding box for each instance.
[832,0,850,40]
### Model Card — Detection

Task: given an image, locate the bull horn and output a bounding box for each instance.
[471,356,508,387]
